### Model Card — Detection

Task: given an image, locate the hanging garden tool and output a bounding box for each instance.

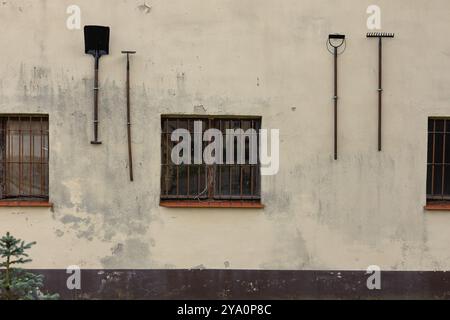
[84,25,110,145]
[327,34,346,160]
[367,32,394,151]
[121,51,136,181]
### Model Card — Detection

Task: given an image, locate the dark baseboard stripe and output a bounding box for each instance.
[25,269,450,300]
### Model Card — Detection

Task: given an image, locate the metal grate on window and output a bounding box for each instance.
[0,115,49,201]
[427,118,450,202]
[160,116,261,202]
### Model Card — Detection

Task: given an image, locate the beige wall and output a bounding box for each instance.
[1,0,450,270]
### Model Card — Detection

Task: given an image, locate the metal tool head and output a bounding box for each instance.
[328,34,346,50]
[367,32,395,38]
[84,25,110,56]
[329,34,346,40]
[121,51,136,54]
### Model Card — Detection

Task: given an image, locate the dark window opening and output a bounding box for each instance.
[160,116,261,203]
[0,115,49,201]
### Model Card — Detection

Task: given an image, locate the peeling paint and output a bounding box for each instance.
[101,239,151,269]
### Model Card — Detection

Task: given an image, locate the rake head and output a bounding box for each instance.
[367,32,394,38]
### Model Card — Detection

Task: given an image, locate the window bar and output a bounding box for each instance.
[40,117,44,197]
[44,125,50,195]
[176,119,179,197]
[197,166,200,197]
[257,119,261,198]
[442,120,447,199]
[216,119,222,195]
[240,119,243,200]
[197,121,201,198]
[431,120,436,196]
[45,122,49,196]
[186,164,189,196]
[165,164,169,196]
[1,120,4,197]
[187,119,190,196]
[207,118,214,199]
[0,120,2,197]
[1,120,5,198]
[29,117,32,196]
[7,117,11,197]
[160,116,261,201]
[250,120,254,199]
[200,120,204,199]
[225,133,229,198]
[208,166,214,199]
[229,135,232,198]
[19,117,22,196]
[165,118,169,196]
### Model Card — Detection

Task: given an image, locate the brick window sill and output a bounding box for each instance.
[424,203,450,211]
[0,201,53,208]
[160,200,265,209]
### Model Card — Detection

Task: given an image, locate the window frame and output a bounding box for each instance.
[160,115,263,208]
[0,114,50,205]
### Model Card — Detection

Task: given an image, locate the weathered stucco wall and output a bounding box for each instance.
[0,0,450,271]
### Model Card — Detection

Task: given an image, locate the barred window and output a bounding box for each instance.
[0,115,49,201]
[160,116,261,205]
[427,118,450,203]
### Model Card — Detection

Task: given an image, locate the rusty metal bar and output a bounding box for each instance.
[367,32,394,151]
[250,120,254,198]
[160,116,261,201]
[327,34,346,160]
[166,119,169,196]
[1,120,5,197]
[431,120,436,195]
[19,118,22,195]
[378,37,383,151]
[176,119,179,196]
[7,117,10,196]
[29,117,32,195]
[240,120,243,199]
[122,51,136,181]
[333,46,338,160]
[0,116,48,200]
[40,117,44,196]
[187,119,190,196]
[229,122,232,198]
[218,119,222,196]
[45,124,49,195]
[31,120,35,196]
[84,25,109,145]
[207,118,214,199]
[91,56,101,145]
[442,120,447,199]
[213,195,263,200]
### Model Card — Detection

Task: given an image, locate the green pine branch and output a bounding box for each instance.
[0,232,59,300]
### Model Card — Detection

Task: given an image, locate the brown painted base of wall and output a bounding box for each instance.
[32,269,450,300]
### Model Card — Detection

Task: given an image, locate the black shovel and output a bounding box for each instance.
[84,25,110,145]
